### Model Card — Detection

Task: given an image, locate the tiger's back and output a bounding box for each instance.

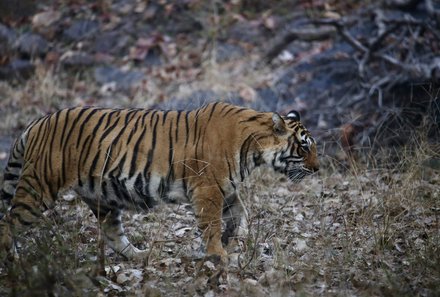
[0,102,319,261]
[3,105,227,210]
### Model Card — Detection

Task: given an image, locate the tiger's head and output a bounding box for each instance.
[262,110,319,182]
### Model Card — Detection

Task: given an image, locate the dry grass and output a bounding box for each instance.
[0,131,438,296]
[0,34,438,297]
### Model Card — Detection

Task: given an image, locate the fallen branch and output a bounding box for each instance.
[264,26,336,63]
[314,18,438,81]
[426,0,440,22]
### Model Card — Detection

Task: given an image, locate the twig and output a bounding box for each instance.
[238,214,261,272]
[315,18,435,81]
[313,19,368,53]
[382,17,440,41]
[426,0,440,22]
[264,26,336,63]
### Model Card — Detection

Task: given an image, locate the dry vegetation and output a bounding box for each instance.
[0,71,438,295]
[0,137,439,296]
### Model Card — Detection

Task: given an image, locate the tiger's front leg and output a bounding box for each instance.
[221,192,247,246]
[192,186,227,263]
[85,201,148,260]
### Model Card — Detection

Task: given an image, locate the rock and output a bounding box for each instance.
[215,43,244,63]
[142,48,162,66]
[32,10,62,29]
[253,88,280,111]
[32,10,62,39]
[63,20,99,42]
[93,32,131,55]
[93,32,119,53]
[94,65,144,91]
[0,58,34,80]
[15,33,49,57]
[165,14,203,34]
[0,23,16,55]
[227,21,263,44]
[60,51,95,69]
[0,0,36,21]
[258,269,285,287]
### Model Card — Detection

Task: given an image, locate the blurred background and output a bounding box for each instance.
[0,0,438,164]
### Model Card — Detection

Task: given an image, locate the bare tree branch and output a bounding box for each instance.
[426,0,440,22]
[264,26,336,63]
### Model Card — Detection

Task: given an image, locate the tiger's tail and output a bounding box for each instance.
[1,132,27,215]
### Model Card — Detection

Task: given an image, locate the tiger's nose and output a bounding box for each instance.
[307,159,319,173]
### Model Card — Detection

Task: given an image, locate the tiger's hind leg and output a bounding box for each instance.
[221,192,248,246]
[87,203,147,259]
[0,173,56,258]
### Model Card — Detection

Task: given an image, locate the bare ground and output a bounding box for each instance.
[0,149,439,296]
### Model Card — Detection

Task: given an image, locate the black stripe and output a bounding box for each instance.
[166,118,175,188]
[239,134,255,181]
[10,214,34,226]
[158,177,167,199]
[34,116,52,158]
[220,103,230,114]
[125,109,139,125]
[111,152,127,179]
[3,173,19,180]
[100,146,113,179]
[77,134,92,187]
[143,114,160,177]
[11,202,41,218]
[76,113,108,182]
[226,158,236,190]
[233,107,248,115]
[76,108,100,148]
[25,115,48,156]
[1,190,13,202]
[126,115,142,144]
[108,178,133,205]
[99,113,122,142]
[62,107,89,150]
[184,111,190,146]
[88,149,101,192]
[134,173,145,196]
[59,108,73,147]
[141,110,149,126]
[129,125,147,178]
[175,110,182,142]
[90,113,109,140]
[223,106,236,116]
[103,110,116,129]
[47,111,61,175]
[193,109,201,143]
[149,110,158,127]
[182,153,188,197]
[239,114,263,123]
[162,110,170,125]
[215,179,225,197]
[208,102,220,121]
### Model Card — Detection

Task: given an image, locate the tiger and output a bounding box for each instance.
[0,102,319,262]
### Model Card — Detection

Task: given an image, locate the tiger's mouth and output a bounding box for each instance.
[286,162,314,183]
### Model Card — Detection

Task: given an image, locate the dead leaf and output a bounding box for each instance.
[239,84,257,102]
[32,10,61,29]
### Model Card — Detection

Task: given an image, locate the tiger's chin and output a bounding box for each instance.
[287,167,314,183]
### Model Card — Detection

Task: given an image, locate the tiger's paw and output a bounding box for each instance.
[205,246,229,266]
[118,247,149,261]
[0,222,12,245]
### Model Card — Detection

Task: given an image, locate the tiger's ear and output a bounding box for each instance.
[272,113,287,135]
[286,110,300,121]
